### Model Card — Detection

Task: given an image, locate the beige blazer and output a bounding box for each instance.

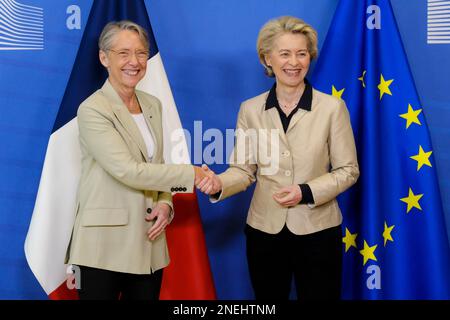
[214,88,359,235]
[65,80,194,274]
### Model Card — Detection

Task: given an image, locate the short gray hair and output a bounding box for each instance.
[98,20,149,52]
[257,16,318,77]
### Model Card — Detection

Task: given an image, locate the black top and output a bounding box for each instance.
[265,78,313,131]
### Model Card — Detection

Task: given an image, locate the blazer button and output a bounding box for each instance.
[147,208,152,214]
[175,187,180,192]
[171,187,175,192]
[285,170,292,177]
[283,150,291,157]
[182,187,187,192]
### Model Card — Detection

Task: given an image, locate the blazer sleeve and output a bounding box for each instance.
[77,103,195,193]
[306,99,360,207]
[156,191,174,223]
[211,102,257,202]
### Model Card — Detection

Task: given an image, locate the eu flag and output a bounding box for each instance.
[311,0,450,299]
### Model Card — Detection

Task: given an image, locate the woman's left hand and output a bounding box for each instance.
[273,185,302,207]
[146,202,171,240]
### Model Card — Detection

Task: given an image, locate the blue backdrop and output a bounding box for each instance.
[0,0,449,299]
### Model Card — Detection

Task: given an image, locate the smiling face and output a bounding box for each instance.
[99,30,148,94]
[265,32,311,90]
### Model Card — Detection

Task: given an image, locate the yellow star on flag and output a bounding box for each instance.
[332,85,345,99]
[383,221,395,247]
[400,187,423,213]
[399,104,422,129]
[378,74,394,100]
[360,240,377,266]
[358,70,366,88]
[342,228,358,252]
[410,145,432,171]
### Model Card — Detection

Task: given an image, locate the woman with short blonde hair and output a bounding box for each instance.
[199,16,359,300]
[257,16,318,77]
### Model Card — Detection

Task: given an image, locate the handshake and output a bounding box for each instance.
[192,165,303,206]
[193,165,223,195]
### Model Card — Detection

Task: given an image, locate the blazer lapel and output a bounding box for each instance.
[138,94,162,163]
[266,107,289,146]
[286,109,308,134]
[101,80,149,161]
[287,85,314,134]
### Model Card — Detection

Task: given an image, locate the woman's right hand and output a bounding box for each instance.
[194,165,209,185]
[195,165,222,195]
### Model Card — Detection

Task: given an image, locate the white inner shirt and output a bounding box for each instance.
[131,113,155,161]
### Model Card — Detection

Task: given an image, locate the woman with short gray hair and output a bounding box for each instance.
[65,20,208,300]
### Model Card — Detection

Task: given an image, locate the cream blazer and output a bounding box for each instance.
[65,80,194,274]
[214,88,359,235]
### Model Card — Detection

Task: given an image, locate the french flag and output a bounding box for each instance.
[24,0,216,300]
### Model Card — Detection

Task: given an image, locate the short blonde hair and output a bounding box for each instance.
[98,20,149,52]
[257,16,318,77]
